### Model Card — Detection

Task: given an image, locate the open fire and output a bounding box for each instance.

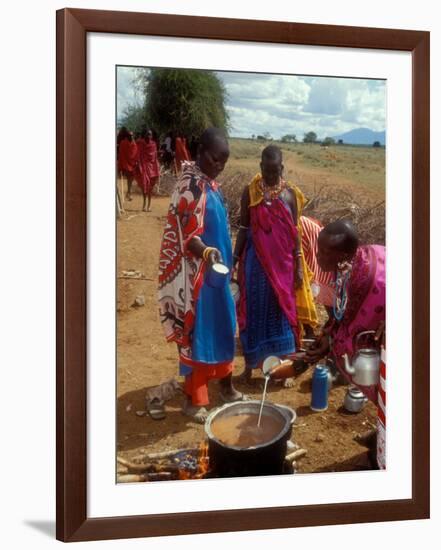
[176,442,210,480]
[117,440,303,482]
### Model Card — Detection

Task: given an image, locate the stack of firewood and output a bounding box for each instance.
[117,448,199,482]
[117,443,308,482]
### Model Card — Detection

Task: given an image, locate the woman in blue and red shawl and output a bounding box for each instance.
[158,128,246,423]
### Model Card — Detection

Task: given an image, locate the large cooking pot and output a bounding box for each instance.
[204,401,296,477]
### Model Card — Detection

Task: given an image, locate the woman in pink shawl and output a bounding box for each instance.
[135,129,160,212]
[306,220,385,403]
[233,145,303,385]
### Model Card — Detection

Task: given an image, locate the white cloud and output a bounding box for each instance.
[221,71,385,139]
[116,66,145,120]
[304,77,347,115]
[116,66,386,139]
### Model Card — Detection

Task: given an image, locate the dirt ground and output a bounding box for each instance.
[116,170,378,474]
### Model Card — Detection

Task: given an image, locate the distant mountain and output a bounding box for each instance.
[332,128,386,146]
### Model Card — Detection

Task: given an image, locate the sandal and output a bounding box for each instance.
[146,397,166,420]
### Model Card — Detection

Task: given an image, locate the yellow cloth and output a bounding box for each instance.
[248,174,318,332]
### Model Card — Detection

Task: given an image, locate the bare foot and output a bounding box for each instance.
[182,400,208,424]
[142,205,147,212]
[219,387,249,403]
[126,193,133,201]
[236,369,256,387]
[147,207,152,212]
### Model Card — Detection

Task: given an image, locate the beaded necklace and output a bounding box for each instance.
[333,261,353,321]
[259,177,284,204]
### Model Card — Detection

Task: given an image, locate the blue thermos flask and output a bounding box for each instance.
[310,365,329,411]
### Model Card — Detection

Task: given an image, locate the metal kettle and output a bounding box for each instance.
[344,386,368,413]
[343,330,380,386]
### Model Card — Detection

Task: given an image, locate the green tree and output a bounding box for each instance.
[322,137,336,146]
[373,141,381,148]
[281,134,297,143]
[303,131,318,143]
[140,69,229,137]
[119,104,149,136]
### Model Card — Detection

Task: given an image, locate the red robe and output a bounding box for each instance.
[174,137,191,174]
[118,138,138,175]
[135,139,160,193]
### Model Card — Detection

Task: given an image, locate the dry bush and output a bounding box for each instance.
[160,155,385,246]
[302,186,385,245]
[219,172,385,245]
[218,172,247,228]
[156,171,177,196]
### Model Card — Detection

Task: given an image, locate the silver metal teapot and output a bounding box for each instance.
[344,386,368,413]
[343,330,380,386]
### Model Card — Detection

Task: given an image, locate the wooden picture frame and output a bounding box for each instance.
[56,7,430,542]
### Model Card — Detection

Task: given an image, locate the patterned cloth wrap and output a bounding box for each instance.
[330,244,386,403]
[300,215,335,307]
[158,162,210,358]
[377,346,386,469]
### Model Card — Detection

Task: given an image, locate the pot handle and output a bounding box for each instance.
[276,404,297,426]
[354,330,376,350]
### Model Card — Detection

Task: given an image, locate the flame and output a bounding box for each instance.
[178,468,192,480]
[177,441,210,480]
[195,441,210,478]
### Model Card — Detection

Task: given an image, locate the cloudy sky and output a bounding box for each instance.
[117,66,386,140]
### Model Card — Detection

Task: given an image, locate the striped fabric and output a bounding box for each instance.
[300,216,335,306]
[377,346,386,469]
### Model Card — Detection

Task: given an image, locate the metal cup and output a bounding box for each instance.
[205,262,230,288]
[262,356,283,377]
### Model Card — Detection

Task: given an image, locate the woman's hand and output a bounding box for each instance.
[188,237,222,266]
[305,334,330,363]
[206,247,222,267]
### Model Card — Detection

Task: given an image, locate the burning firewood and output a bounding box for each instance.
[117,456,182,474]
[144,448,198,461]
[146,472,173,482]
[117,445,206,480]
[117,474,147,483]
[285,448,307,462]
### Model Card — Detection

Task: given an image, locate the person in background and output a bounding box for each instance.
[118,130,138,201]
[162,132,174,170]
[174,134,191,174]
[189,135,199,161]
[233,145,318,385]
[135,129,160,212]
[158,127,246,423]
[116,126,129,154]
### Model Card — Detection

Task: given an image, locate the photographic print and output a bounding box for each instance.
[57,8,429,541]
[115,66,386,481]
